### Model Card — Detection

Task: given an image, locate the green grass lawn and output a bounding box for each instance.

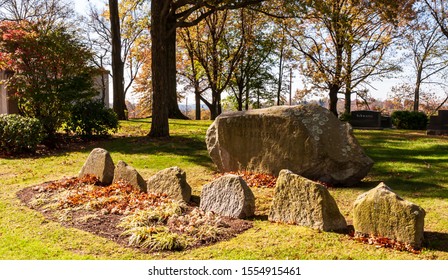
[1,119,448,260]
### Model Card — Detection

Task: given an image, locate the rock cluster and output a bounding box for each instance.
[79,148,190,203]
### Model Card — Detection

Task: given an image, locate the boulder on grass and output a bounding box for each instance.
[200,174,255,219]
[113,160,147,192]
[205,104,373,186]
[353,182,426,248]
[268,170,347,232]
[146,167,191,202]
[79,148,115,185]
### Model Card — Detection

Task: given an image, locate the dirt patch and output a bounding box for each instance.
[17,178,253,253]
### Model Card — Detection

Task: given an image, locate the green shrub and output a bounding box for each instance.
[0,114,45,153]
[391,111,428,130]
[65,100,119,137]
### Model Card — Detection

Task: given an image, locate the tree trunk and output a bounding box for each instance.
[329,84,340,116]
[344,44,353,115]
[149,1,170,137]
[277,44,284,106]
[344,82,352,115]
[195,88,201,120]
[109,0,126,120]
[245,85,249,110]
[414,67,423,112]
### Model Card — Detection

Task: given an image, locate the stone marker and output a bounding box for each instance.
[353,182,426,248]
[200,174,255,219]
[205,104,373,186]
[268,170,347,232]
[146,167,191,202]
[427,110,448,135]
[79,148,115,185]
[349,110,382,129]
[113,160,147,192]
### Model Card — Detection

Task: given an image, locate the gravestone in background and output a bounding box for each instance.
[427,110,448,135]
[349,110,382,129]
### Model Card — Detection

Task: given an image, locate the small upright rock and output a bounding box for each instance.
[146,167,191,202]
[113,160,147,192]
[79,148,115,185]
[268,170,347,232]
[353,182,426,248]
[200,175,255,219]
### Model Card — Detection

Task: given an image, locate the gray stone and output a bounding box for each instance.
[146,167,191,202]
[205,104,373,186]
[113,160,147,192]
[353,182,426,248]
[268,170,347,232]
[200,174,255,219]
[79,148,115,185]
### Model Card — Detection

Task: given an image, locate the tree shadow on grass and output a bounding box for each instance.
[424,232,448,253]
[354,179,448,200]
[100,135,216,170]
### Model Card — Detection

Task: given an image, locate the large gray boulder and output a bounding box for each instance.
[205,105,373,186]
[113,160,147,192]
[200,174,255,219]
[353,183,426,248]
[146,167,191,202]
[268,170,347,232]
[79,148,115,185]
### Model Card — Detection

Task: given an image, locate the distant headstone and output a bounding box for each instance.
[146,167,191,203]
[353,182,426,249]
[427,110,448,135]
[349,110,382,129]
[381,116,392,129]
[200,174,255,219]
[268,170,347,232]
[113,160,147,192]
[79,148,115,185]
[206,105,373,186]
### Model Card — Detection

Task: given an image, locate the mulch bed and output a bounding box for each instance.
[17,178,253,253]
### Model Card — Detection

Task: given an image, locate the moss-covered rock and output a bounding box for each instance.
[353,183,426,248]
[268,170,347,232]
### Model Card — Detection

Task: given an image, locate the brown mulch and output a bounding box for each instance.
[16,179,253,253]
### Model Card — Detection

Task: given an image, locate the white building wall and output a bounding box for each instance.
[1,70,8,114]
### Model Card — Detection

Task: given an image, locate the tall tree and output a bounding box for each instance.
[109,0,126,119]
[424,0,448,39]
[178,24,209,120]
[149,0,266,137]
[0,0,73,28]
[287,0,414,116]
[401,5,448,111]
[86,0,149,119]
[229,8,275,111]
